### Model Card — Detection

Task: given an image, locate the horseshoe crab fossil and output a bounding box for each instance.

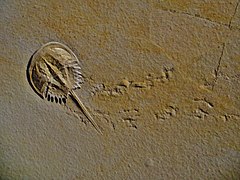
[27,42,102,134]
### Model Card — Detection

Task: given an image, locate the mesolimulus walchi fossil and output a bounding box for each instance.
[27,42,102,134]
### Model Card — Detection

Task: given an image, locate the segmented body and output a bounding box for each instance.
[27,42,102,134]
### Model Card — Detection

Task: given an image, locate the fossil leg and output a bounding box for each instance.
[69,90,102,134]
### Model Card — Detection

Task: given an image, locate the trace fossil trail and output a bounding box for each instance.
[27,41,102,134]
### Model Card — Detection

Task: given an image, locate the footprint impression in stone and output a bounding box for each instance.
[27,42,102,134]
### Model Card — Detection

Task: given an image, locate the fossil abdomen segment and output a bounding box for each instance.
[28,42,84,102]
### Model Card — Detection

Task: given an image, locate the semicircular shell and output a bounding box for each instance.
[27,42,84,102]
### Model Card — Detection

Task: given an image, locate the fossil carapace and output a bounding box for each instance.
[27,42,102,134]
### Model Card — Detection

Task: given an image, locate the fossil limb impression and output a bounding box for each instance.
[27,42,102,134]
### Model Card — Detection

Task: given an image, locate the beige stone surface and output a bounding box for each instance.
[0,0,240,179]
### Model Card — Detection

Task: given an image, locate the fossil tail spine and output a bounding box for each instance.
[69,90,103,135]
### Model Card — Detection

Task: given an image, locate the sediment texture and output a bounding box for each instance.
[0,0,240,179]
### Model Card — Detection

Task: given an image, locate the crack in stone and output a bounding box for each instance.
[152,3,240,32]
[215,44,225,77]
[229,0,240,28]
[158,8,230,28]
[211,43,226,90]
